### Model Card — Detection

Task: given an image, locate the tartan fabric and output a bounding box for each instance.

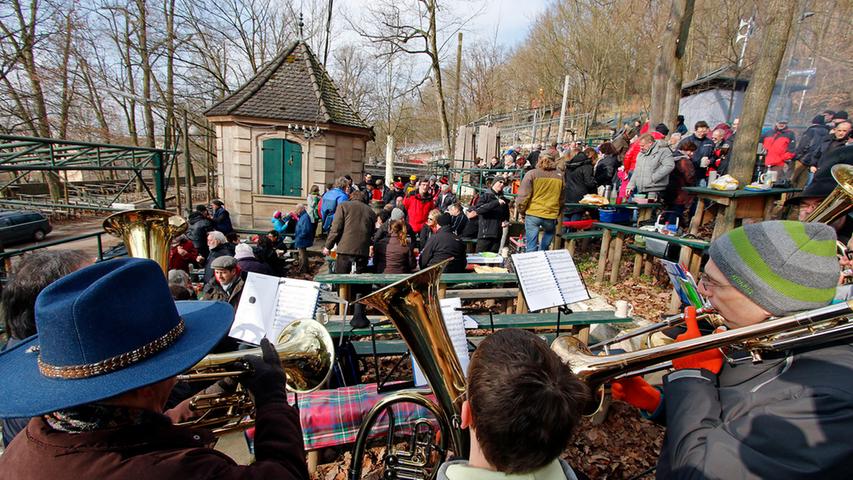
[283,383,435,450]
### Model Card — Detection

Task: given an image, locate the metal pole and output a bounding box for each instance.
[385,135,395,186]
[557,75,570,144]
[183,109,193,216]
[152,152,167,209]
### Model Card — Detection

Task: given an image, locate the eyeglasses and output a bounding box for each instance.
[698,273,735,292]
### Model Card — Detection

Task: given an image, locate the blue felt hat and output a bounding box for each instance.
[0,258,234,417]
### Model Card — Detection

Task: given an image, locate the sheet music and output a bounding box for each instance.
[413,297,470,387]
[545,250,590,305]
[512,251,562,311]
[231,273,320,345]
[512,250,589,311]
[270,278,321,340]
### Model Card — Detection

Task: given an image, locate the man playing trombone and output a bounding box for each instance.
[613,221,853,478]
[0,258,309,480]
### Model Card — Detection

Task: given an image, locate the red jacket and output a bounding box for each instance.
[168,238,198,272]
[624,131,665,172]
[762,129,796,167]
[403,194,435,233]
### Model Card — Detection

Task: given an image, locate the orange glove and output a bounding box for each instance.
[671,306,724,374]
[611,376,662,413]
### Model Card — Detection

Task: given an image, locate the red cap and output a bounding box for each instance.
[394,181,404,189]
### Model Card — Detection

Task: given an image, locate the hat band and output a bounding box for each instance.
[38,318,186,379]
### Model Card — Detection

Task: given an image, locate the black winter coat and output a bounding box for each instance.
[473,189,509,239]
[418,227,467,273]
[563,153,596,214]
[594,154,620,187]
[187,212,214,256]
[796,121,830,166]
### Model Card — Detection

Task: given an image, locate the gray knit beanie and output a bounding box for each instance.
[390,208,404,221]
[708,221,839,316]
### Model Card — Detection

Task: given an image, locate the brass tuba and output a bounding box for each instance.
[103,208,188,273]
[176,319,335,435]
[553,300,853,414]
[349,259,468,480]
[804,163,853,224]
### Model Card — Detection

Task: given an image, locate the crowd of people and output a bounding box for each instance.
[0,109,852,479]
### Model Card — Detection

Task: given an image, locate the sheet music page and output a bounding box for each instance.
[545,250,590,305]
[413,297,470,387]
[511,251,563,311]
[230,272,280,344]
[269,278,320,341]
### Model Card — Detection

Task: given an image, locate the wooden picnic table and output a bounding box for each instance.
[565,202,663,231]
[314,271,525,313]
[684,186,799,240]
[594,221,709,285]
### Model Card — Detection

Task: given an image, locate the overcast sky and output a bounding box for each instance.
[338,0,551,50]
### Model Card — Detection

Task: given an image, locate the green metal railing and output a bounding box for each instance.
[0,135,176,210]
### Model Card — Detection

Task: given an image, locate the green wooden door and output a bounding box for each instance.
[282,140,302,196]
[262,139,302,196]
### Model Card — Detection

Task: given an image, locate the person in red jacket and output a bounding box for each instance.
[623,124,667,173]
[403,180,436,233]
[168,235,198,273]
[762,120,796,180]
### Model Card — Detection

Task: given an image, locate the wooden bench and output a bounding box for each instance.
[595,222,709,285]
[560,229,603,254]
[314,272,526,313]
[344,311,632,356]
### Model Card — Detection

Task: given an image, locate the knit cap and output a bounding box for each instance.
[390,208,405,221]
[234,243,255,261]
[708,221,839,316]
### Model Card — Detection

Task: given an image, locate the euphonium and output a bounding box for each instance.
[103,208,188,274]
[176,319,335,435]
[349,259,468,480]
[805,164,853,224]
[553,300,853,414]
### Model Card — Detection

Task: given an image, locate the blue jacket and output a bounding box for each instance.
[271,216,288,234]
[321,188,349,231]
[294,211,315,249]
[212,207,233,234]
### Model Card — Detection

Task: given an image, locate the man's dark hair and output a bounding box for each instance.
[677,140,698,152]
[694,120,709,130]
[1,250,90,339]
[677,114,685,123]
[349,190,365,202]
[599,141,617,156]
[379,208,392,223]
[195,204,207,213]
[225,232,239,243]
[467,329,590,473]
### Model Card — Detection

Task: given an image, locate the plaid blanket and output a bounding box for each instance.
[277,383,435,450]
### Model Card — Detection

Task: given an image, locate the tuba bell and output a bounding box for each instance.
[176,319,335,435]
[103,208,188,273]
[804,163,853,224]
[349,259,468,480]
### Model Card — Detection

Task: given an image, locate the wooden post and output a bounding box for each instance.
[712,199,740,240]
[632,253,643,278]
[609,233,625,284]
[596,229,612,282]
[688,197,705,235]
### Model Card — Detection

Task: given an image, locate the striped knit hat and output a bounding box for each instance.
[708,221,839,316]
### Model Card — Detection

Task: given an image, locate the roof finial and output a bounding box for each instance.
[298,13,304,41]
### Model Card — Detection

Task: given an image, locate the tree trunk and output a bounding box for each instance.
[136,0,155,148]
[426,0,452,158]
[649,0,694,131]
[728,0,798,186]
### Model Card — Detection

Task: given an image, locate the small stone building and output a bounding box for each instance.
[205,40,373,228]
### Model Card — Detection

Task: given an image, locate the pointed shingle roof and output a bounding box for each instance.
[205,41,372,133]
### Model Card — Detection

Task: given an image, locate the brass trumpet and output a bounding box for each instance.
[176,319,335,435]
[553,300,853,414]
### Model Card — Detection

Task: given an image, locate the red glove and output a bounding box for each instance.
[671,306,724,374]
[611,376,662,413]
